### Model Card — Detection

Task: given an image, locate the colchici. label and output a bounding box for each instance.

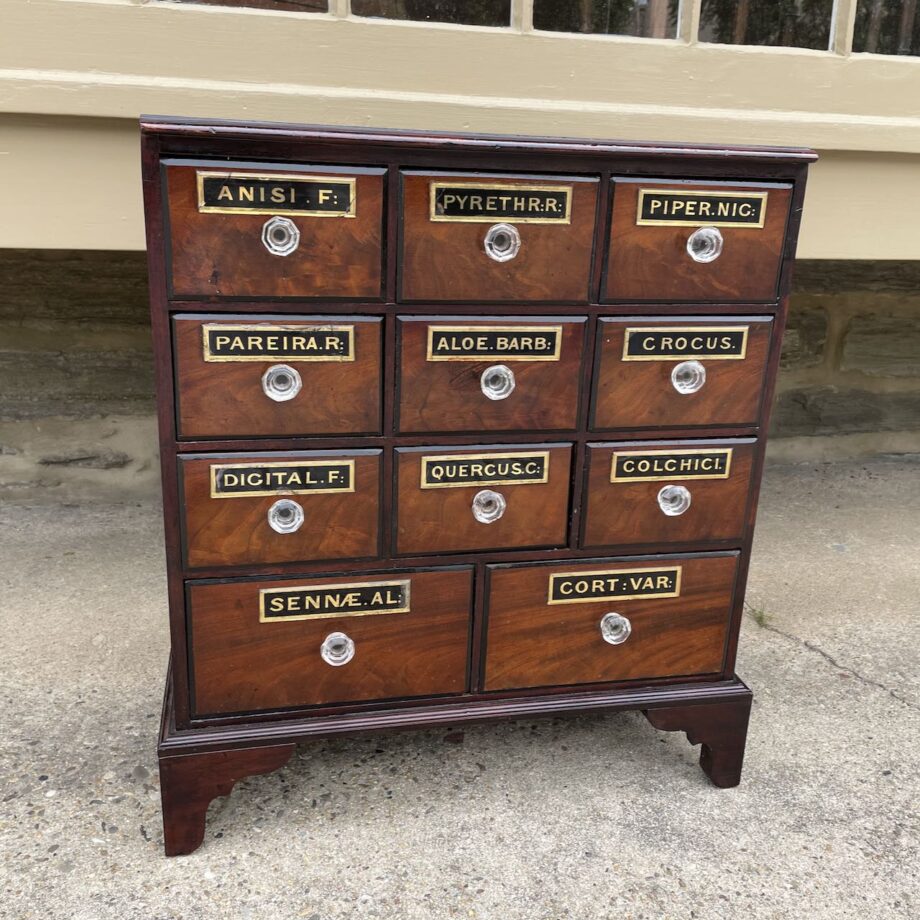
[548,567,682,604]
[610,449,733,482]
[260,579,411,621]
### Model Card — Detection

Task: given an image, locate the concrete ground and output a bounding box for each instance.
[1,457,917,920]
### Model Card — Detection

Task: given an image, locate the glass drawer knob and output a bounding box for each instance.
[658,485,692,517]
[261,216,300,256]
[687,226,723,263]
[267,498,304,534]
[480,364,516,400]
[671,360,706,395]
[262,364,302,402]
[600,612,632,646]
[472,489,506,524]
[320,631,355,667]
[484,223,521,263]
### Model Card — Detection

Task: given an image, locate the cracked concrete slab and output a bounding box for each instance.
[0,457,917,919]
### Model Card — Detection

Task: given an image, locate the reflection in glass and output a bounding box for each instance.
[854,1,920,56]
[351,1,511,26]
[699,0,834,50]
[534,0,679,37]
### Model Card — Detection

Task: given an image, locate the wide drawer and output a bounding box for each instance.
[483,554,737,691]
[173,315,382,439]
[592,316,773,430]
[603,179,791,302]
[396,316,586,433]
[399,171,598,302]
[395,443,572,555]
[581,439,756,548]
[180,450,381,569]
[189,567,473,715]
[165,161,385,299]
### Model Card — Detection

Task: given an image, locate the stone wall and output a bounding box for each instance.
[1,250,918,499]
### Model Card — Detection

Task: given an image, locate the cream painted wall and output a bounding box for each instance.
[1,0,919,257]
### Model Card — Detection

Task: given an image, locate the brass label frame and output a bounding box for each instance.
[425,325,564,362]
[635,189,768,228]
[428,181,573,224]
[259,579,411,623]
[201,323,356,363]
[209,460,356,498]
[621,326,749,362]
[196,170,357,217]
[547,566,683,605]
[609,448,733,483]
[420,451,551,489]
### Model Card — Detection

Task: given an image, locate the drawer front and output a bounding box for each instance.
[592,317,773,430]
[604,180,791,302]
[189,567,472,715]
[396,444,572,555]
[181,451,380,569]
[397,316,586,433]
[173,315,382,439]
[399,172,598,302]
[166,162,385,299]
[483,554,737,691]
[581,439,756,548]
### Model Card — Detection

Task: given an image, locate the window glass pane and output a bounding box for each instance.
[698,0,834,50]
[853,1,920,56]
[170,0,328,10]
[533,1,680,37]
[351,1,511,26]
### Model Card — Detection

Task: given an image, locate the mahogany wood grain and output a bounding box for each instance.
[395,443,573,555]
[581,438,756,549]
[166,163,385,299]
[180,450,381,569]
[644,693,752,787]
[603,180,792,302]
[159,744,295,856]
[173,314,382,438]
[592,316,773,430]
[396,315,586,433]
[483,554,738,691]
[399,172,598,302]
[189,568,473,714]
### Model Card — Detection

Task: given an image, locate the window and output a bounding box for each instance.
[351,1,511,26]
[533,1,680,38]
[172,0,328,10]
[698,0,834,51]
[853,1,919,56]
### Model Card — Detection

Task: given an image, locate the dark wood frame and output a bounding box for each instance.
[142,116,813,856]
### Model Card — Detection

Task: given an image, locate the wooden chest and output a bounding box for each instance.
[142,118,813,856]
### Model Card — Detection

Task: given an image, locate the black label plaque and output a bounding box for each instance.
[427,326,562,361]
[420,452,549,489]
[548,567,682,604]
[210,461,354,497]
[637,189,767,227]
[202,324,354,362]
[260,579,411,622]
[197,171,355,216]
[622,326,749,361]
[430,183,571,223]
[611,449,733,482]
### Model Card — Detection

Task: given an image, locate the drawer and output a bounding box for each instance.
[396,316,586,433]
[603,179,791,302]
[180,450,380,569]
[592,316,773,430]
[395,443,572,555]
[165,161,385,299]
[581,439,756,549]
[483,554,737,691]
[399,171,598,302]
[189,567,472,715]
[173,315,382,439]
